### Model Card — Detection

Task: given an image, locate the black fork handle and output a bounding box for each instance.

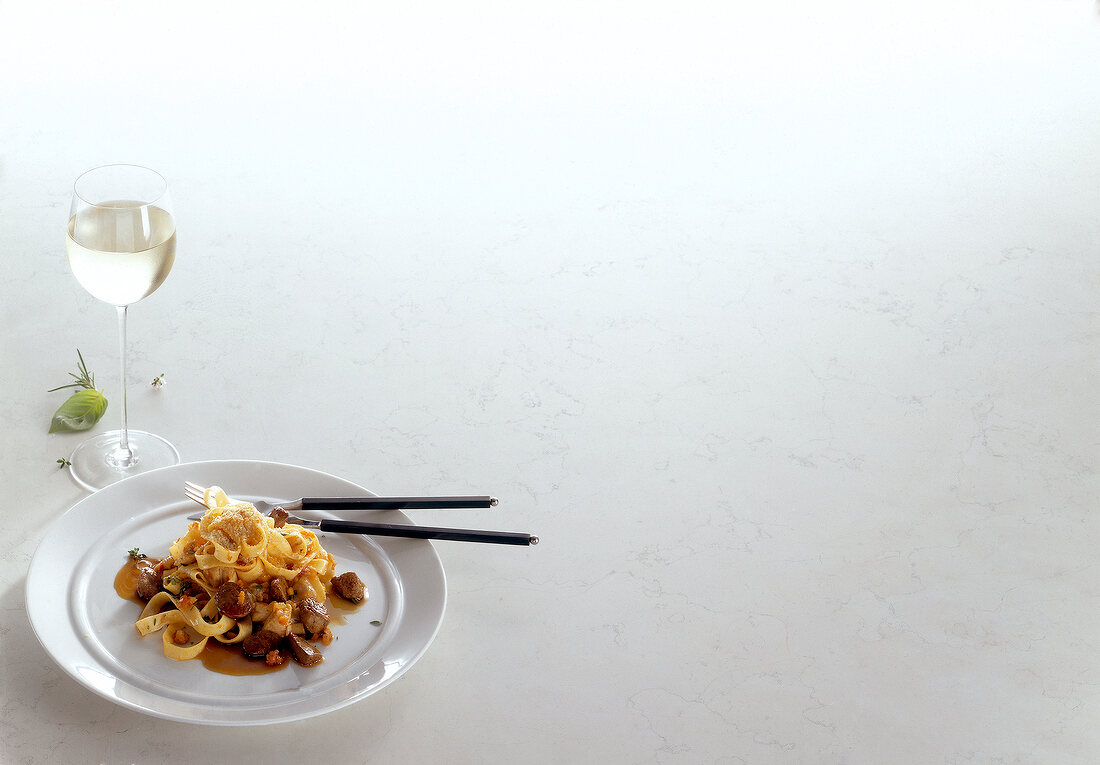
[303,496,497,511]
[317,519,537,546]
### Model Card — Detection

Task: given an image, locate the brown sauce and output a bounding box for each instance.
[326,587,365,626]
[114,558,158,605]
[199,639,289,675]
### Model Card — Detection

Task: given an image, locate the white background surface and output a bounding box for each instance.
[2,1,1098,763]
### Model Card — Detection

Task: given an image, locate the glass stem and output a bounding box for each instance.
[110,304,136,468]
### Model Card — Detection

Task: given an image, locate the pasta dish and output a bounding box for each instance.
[129,486,367,668]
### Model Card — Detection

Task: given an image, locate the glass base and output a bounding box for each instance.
[68,429,180,492]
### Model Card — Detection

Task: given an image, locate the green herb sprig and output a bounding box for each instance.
[127,547,146,560]
[48,349,97,392]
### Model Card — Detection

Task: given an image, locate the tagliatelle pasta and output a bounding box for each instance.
[131,486,359,666]
[170,486,334,588]
[136,590,239,659]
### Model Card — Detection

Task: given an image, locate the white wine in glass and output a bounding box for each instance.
[65,164,180,491]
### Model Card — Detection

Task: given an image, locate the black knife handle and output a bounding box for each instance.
[317,519,537,546]
[303,496,497,511]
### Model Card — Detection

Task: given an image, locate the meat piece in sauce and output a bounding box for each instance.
[214,581,255,619]
[331,571,365,602]
[242,629,283,659]
[135,566,161,601]
[268,577,290,602]
[269,507,289,528]
[262,601,294,637]
[297,597,329,636]
[288,634,323,667]
[248,580,270,604]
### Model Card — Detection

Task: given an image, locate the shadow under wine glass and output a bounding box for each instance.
[64,164,180,491]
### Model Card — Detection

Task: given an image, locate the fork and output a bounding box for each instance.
[183,482,537,546]
[184,481,498,512]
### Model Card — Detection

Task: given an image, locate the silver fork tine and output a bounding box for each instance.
[184,481,206,507]
[183,482,275,514]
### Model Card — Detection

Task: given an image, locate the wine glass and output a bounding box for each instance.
[64,164,180,491]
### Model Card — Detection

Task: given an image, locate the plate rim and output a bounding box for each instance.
[25,458,447,725]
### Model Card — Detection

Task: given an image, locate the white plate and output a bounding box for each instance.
[26,459,447,725]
